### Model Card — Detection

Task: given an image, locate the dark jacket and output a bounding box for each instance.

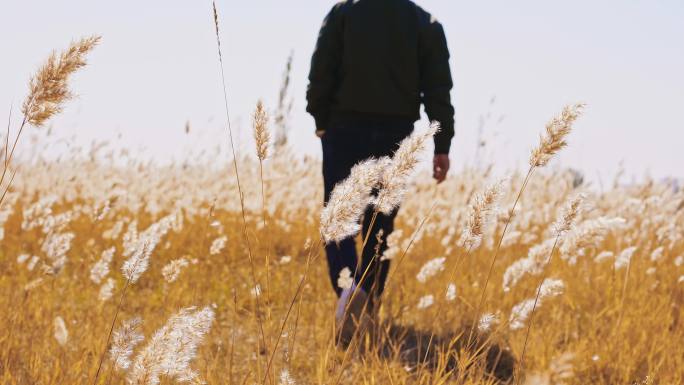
[306,0,455,154]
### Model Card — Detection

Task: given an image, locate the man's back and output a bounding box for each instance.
[306,0,455,154]
[338,0,421,116]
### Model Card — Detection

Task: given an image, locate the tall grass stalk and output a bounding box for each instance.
[615,252,633,330]
[93,278,130,384]
[261,240,322,385]
[211,3,269,380]
[3,106,12,169]
[515,237,560,383]
[191,199,216,303]
[253,101,273,321]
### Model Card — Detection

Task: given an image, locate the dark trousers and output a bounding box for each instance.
[321,117,413,299]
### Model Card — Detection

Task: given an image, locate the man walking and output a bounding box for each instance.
[306,0,455,342]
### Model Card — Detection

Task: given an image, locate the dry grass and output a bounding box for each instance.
[1,129,683,384]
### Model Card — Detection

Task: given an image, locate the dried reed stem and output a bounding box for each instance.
[211,3,269,381]
[516,236,561,384]
[254,101,275,365]
[253,101,273,320]
[3,106,12,169]
[92,279,130,384]
[615,254,633,331]
[261,240,322,385]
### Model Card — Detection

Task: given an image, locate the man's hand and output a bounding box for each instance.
[316,130,326,138]
[433,154,450,184]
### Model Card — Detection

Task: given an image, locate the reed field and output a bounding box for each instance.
[1,10,683,385]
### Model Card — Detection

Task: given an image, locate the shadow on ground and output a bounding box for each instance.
[358,321,516,383]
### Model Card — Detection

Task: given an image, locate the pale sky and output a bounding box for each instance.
[1,1,683,183]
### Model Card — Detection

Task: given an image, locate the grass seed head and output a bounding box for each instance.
[461,179,504,249]
[320,158,384,243]
[337,267,353,290]
[374,122,439,215]
[110,317,144,371]
[162,258,189,283]
[128,306,214,385]
[22,36,101,127]
[253,100,270,160]
[53,316,68,347]
[530,104,585,168]
[553,195,584,237]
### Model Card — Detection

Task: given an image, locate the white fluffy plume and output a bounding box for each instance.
[509,278,565,330]
[121,213,178,284]
[127,306,215,385]
[110,317,144,371]
[320,158,385,243]
[374,122,439,215]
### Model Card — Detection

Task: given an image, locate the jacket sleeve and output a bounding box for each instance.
[306,4,345,133]
[419,18,455,154]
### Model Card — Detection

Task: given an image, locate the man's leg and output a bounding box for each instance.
[321,126,361,297]
[321,122,378,346]
[357,205,399,299]
[354,123,412,299]
[324,240,357,297]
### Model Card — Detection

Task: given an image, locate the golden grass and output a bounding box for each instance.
[1,141,683,384]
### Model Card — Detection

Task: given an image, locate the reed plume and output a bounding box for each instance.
[90,247,115,284]
[416,256,446,283]
[110,317,144,371]
[22,36,101,127]
[53,316,69,347]
[614,246,637,270]
[320,158,384,243]
[127,307,214,385]
[478,312,500,333]
[559,217,626,264]
[95,218,168,384]
[253,100,273,319]
[374,122,439,214]
[553,195,584,236]
[253,100,270,160]
[446,283,457,301]
[337,267,353,290]
[530,103,585,168]
[121,239,154,284]
[509,278,565,330]
[161,258,189,283]
[99,278,115,302]
[461,179,504,250]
